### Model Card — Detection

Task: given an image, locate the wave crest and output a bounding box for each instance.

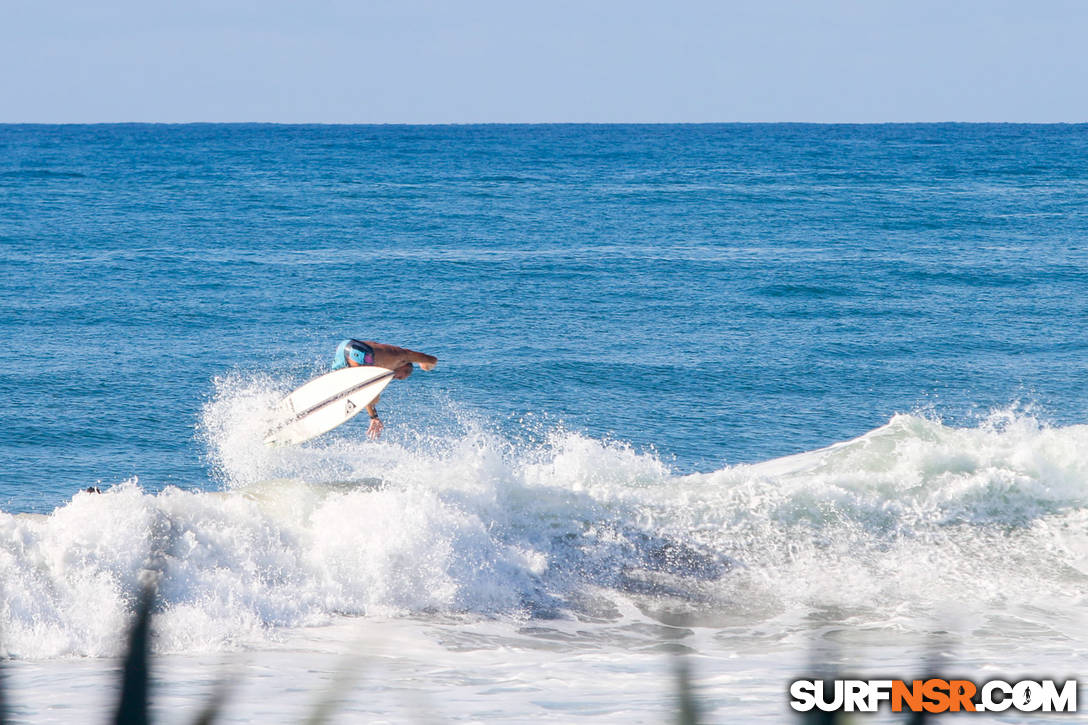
[3,399,1087,657]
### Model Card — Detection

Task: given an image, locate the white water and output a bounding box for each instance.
[3,382,1087,720]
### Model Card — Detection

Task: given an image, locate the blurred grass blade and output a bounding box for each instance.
[190,686,227,725]
[303,655,364,725]
[114,585,155,725]
[191,665,238,725]
[675,656,700,725]
[1,652,7,725]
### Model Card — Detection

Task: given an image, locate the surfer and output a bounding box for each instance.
[332,340,438,439]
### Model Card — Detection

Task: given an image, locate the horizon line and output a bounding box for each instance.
[2,120,1087,127]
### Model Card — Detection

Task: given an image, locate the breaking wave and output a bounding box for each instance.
[2,375,1087,658]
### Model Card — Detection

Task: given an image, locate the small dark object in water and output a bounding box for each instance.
[85,486,101,494]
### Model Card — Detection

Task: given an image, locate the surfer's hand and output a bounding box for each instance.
[367,417,384,439]
[420,360,436,371]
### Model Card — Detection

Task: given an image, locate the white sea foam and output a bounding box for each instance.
[2,385,1087,661]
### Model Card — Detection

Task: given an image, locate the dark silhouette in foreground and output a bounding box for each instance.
[0,583,939,724]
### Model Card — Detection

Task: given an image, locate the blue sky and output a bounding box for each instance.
[3,0,1087,123]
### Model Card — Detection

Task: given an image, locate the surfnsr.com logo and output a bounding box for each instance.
[789,679,1079,714]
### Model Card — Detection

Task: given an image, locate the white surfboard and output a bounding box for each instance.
[263,366,395,446]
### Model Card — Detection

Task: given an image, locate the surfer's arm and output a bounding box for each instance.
[365,395,383,439]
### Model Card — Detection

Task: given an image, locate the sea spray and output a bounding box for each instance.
[3,401,1088,659]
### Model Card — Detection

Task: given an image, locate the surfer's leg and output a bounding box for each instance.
[366,341,437,370]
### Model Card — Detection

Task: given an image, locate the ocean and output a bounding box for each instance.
[1,123,1086,722]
